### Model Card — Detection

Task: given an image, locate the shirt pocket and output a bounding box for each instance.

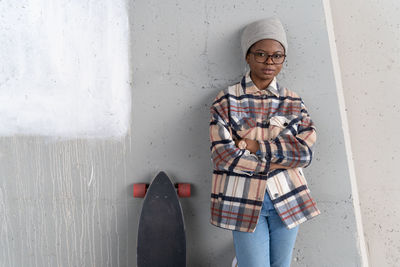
[230,113,256,132]
[268,115,299,137]
[269,115,290,128]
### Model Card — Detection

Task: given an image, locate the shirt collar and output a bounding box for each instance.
[242,71,280,97]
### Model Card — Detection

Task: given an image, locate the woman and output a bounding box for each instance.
[209,17,320,267]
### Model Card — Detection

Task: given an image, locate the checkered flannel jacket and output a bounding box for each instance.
[209,72,320,232]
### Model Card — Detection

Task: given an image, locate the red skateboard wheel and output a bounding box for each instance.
[177,183,191,198]
[133,183,147,198]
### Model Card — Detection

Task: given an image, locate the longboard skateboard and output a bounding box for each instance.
[133,171,191,267]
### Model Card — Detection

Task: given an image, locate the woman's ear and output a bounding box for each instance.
[245,54,250,64]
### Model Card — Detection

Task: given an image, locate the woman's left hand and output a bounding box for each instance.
[235,138,260,154]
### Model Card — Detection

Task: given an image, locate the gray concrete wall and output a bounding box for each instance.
[0,0,363,266]
[330,1,400,266]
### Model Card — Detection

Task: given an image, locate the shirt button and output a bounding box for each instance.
[273,193,279,198]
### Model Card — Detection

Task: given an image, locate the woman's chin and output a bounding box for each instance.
[256,72,275,81]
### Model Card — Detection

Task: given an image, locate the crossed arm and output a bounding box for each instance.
[234,139,291,170]
[209,91,316,175]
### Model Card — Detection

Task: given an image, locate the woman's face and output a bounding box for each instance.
[245,39,285,85]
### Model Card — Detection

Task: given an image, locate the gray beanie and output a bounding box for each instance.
[241,17,288,59]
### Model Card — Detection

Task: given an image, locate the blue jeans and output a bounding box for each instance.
[232,192,299,267]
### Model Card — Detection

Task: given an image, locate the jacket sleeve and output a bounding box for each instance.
[209,91,269,175]
[257,98,317,168]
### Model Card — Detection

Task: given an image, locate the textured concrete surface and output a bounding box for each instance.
[0,0,363,266]
[330,1,400,266]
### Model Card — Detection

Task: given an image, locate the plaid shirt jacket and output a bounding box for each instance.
[209,72,320,232]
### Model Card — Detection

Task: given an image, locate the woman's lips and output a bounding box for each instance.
[262,69,275,75]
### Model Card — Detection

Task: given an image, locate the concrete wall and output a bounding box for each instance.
[330,1,400,266]
[0,0,365,266]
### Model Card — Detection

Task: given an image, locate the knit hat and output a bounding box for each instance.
[241,17,288,59]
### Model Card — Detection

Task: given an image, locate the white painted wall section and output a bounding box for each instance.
[0,0,131,138]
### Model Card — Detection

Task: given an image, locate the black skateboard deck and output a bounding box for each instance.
[136,171,186,267]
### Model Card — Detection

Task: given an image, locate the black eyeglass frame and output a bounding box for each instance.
[248,51,287,64]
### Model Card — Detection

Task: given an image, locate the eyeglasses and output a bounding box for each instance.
[248,51,286,64]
